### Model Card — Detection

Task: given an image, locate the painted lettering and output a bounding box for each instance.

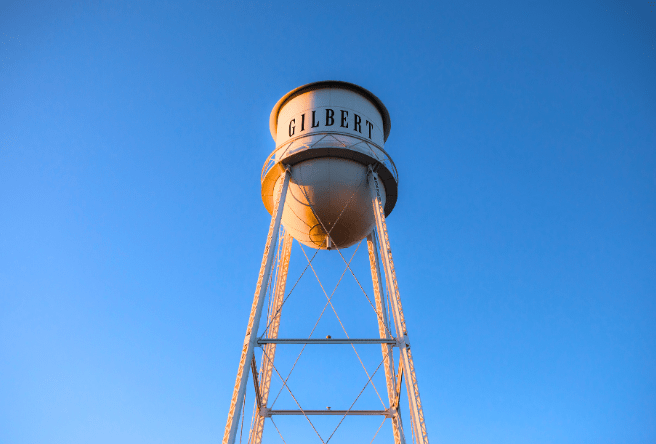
[326,109,334,126]
[354,114,362,133]
[340,110,349,128]
[366,120,374,139]
[289,119,295,137]
[288,109,376,140]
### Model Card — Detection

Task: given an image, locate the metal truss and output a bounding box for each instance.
[367,231,407,444]
[223,165,429,444]
[265,409,390,416]
[368,167,429,444]
[257,338,396,345]
[249,231,294,444]
[222,167,291,444]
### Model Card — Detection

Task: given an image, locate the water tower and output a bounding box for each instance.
[223,81,429,444]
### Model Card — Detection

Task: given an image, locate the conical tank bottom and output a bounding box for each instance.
[273,157,386,250]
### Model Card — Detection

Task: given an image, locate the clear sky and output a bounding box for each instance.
[1,1,654,443]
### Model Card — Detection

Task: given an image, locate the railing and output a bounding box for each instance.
[261,132,398,184]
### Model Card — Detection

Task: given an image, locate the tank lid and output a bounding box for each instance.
[269,80,392,142]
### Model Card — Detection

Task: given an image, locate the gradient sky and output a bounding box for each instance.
[1,1,655,443]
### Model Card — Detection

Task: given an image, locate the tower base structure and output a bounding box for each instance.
[222,167,429,444]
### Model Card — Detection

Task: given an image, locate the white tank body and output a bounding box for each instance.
[262,81,397,250]
[272,157,386,249]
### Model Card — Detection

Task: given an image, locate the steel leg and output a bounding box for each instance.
[249,232,293,444]
[367,232,406,444]
[223,168,291,444]
[368,167,429,444]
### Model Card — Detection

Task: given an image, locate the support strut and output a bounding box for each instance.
[222,167,291,444]
[368,166,430,444]
[249,231,293,444]
[368,232,406,444]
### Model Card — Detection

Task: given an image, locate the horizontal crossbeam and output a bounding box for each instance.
[257,338,396,345]
[267,409,390,416]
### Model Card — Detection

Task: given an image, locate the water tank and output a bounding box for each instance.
[261,81,397,250]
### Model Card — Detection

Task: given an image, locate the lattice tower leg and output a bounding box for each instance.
[222,168,291,444]
[368,167,430,444]
[367,232,407,444]
[249,232,293,444]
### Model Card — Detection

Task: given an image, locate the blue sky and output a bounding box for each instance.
[1,1,654,443]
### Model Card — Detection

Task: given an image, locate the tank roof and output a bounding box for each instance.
[269,80,392,142]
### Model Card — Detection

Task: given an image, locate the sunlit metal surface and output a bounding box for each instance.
[223,81,429,444]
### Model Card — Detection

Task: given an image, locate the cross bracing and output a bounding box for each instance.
[223,167,428,444]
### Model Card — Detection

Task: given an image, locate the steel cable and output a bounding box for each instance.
[369,417,387,444]
[260,346,325,444]
[299,243,388,409]
[269,242,361,408]
[269,417,288,444]
[299,175,394,338]
[325,357,385,443]
[259,247,319,339]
